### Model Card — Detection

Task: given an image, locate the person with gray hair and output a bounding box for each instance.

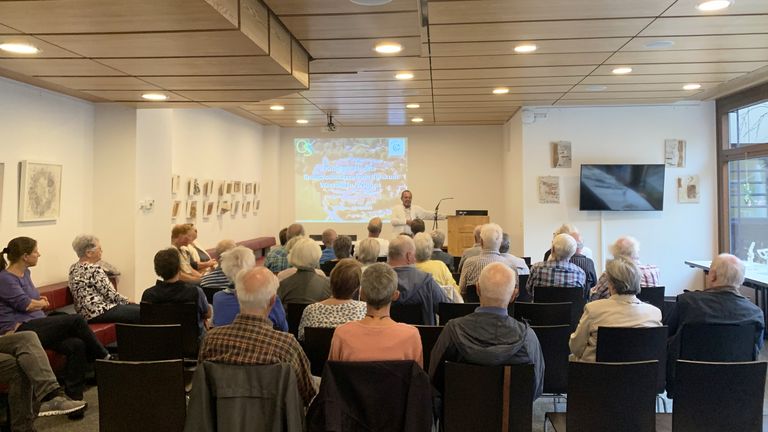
[430,263,544,398]
[543,223,593,261]
[319,229,338,265]
[200,239,237,291]
[321,235,353,276]
[355,238,380,269]
[68,234,139,323]
[569,256,662,362]
[499,232,530,276]
[277,236,327,281]
[328,263,423,366]
[413,233,462,302]
[430,230,455,272]
[278,238,331,304]
[459,224,516,297]
[457,225,483,273]
[366,217,389,257]
[525,233,586,298]
[265,223,306,273]
[210,246,288,330]
[589,235,661,301]
[198,267,316,407]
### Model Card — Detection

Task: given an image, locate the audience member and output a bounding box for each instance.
[411,218,426,235]
[569,256,662,362]
[170,224,203,284]
[319,229,338,265]
[328,263,423,366]
[198,267,316,407]
[388,236,451,325]
[500,232,530,276]
[277,236,326,281]
[298,259,366,341]
[142,248,212,335]
[414,233,462,302]
[459,224,513,292]
[526,234,586,298]
[68,234,139,324]
[543,224,594,260]
[321,235,352,276]
[391,190,441,235]
[199,239,236,290]
[265,224,304,272]
[430,230,455,272]
[210,246,287,331]
[367,217,389,257]
[278,238,331,304]
[429,263,543,397]
[0,237,109,401]
[182,224,217,273]
[590,236,660,301]
[457,225,483,272]
[355,238,381,270]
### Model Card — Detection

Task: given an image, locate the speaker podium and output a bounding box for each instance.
[447,214,490,256]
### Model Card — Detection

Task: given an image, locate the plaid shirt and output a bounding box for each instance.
[589,263,660,301]
[264,246,289,273]
[526,260,586,297]
[198,314,316,406]
[459,251,514,293]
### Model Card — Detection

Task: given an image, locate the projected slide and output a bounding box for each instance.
[295,137,407,223]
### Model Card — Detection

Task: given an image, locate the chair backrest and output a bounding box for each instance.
[596,326,668,393]
[390,302,425,325]
[376,256,388,262]
[522,257,531,269]
[513,302,571,327]
[303,326,336,376]
[516,275,531,302]
[96,359,186,432]
[680,322,756,362]
[673,360,767,432]
[530,325,570,395]
[438,302,479,325]
[201,286,223,304]
[636,285,665,310]
[566,361,658,432]
[533,287,585,330]
[415,325,443,369]
[285,303,311,338]
[116,324,183,361]
[139,302,199,359]
[464,285,480,302]
[444,362,534,432]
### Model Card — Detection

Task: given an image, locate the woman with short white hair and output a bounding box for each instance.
[355,238,380,270]
[413,233,463,302]
[277,238,331,304]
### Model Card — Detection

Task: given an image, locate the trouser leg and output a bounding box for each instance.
[0,353,35,432]
[0,333,59,405]
[88,304,141,324]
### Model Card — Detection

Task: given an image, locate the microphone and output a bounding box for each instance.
[435,197,454,211]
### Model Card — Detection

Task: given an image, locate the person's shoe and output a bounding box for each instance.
[38,396,87,417]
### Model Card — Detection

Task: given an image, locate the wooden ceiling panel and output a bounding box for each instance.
[624,35,768,52]
[663,0,768,16]
[312,71,432,82]
[581,72,743,84]
[572,83,716,92]
[301,88,432,98]
[174,89,300,102]
[99,57,290,76]
[310,57,430,74]
[280,12,419,40]
[433,86,571,95]
[0,58,125,76]
[640,16,768,37]
[40,76,160,91]
[0,36,80,58]
[310,80,432,90]
[308,103,432,111]
[434,100,555,108]
[435,113,512,122]
[434,93,564,102]
[431,53,611,69]
[561,90,693,100]
[302,37,421,59]
[0,25,19,34]
[265,0,416,15]
[608,48,768,65]
[428,38,629,57]
[591,62,768,75]
[308,96,433,105]
[431,66,595,79]
[142,75,308,90]
[81,90,191,102]
[429,19,652,43]
[555,98,683,106]
[433,76,582,87]
[124,101,208,108]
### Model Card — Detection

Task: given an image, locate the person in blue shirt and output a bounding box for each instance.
[319,229,337,265]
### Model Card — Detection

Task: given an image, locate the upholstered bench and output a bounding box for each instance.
[206,236,276,265]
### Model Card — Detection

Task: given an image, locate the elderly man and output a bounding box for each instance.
[199,267,316,407]
[391,190,442,235]
[526,234,586,298]
[500,232,529,276]
[457,225,483,273]
[543,224,593,261]
[459,224,512,293]
[199,239,236,290]
[389,236,451,325]
[569,256,662,362]
[542,226,595,291]
[265,224,305,273]
[319,229,337,264]
[430,230,455,272]
[429,262,544,398]
[589,236,660,301]
[367,217,389,257]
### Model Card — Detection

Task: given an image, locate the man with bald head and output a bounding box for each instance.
[429,263,544,398]
[198,267,315,406]
[319,229,337,264]
[265,223,306,272]
[526,233,586,298]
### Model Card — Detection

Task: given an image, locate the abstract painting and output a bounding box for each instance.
[538,176,560,204]
[19,161,62,222]
[171,200,182,219]
[677,175,700,203]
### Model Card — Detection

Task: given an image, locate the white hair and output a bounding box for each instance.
[430,230,446,249]
[388,236,415,261]
[480,223,503,252]
[478,262,517,305]
[473,225,483,242]
[551,234,577,261]
[72,234,99,259]
[605,256,641,295]
[610,236,640,260]
[235,268,278,310]
[355,238,380,265]
[711,253,745,288]
[413,233,434,262]
[288,237,322,268]
[220,246,256,281]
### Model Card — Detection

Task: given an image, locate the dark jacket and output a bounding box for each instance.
[431,250,455,273]
[278,267,331,304]
[393,266,451,325]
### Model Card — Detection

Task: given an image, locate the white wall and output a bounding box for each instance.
[502,110,525,255]
[517,104,717,294]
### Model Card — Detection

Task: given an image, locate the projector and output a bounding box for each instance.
[326,112,337,132]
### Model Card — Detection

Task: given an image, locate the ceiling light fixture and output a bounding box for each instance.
[395,72,414,80]
[270,105,285,111]
[296,119,309,124]
[683,83,702,90]
[493,87,510,95]
[141,93,168,101]
[350,0,393,5]
[0,42,40,54]
[411,117,424,123]
[585,85,607,92]
[696,0,733,11]
[643,40,675,49]
[514,44,537,53]
[406,103,420,109]
[375,42,402,54]
[612,67,633,75]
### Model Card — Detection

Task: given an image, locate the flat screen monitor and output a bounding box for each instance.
[579,164,665,211]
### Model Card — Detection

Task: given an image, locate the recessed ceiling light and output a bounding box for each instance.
[296,119,309,124]
[0,43,40,54]
[270,105,285,111]
[643,40,675,49]
[411,117,424,123]
[612,67,633,75]
[493,87,510,95]
[395,72,414,80]
[696,0,732,11]
[350,0,393,5]
[585,85,607,92]
[406,103,420,109]
[683,83,702,90]
[375,42,402,54]
[514,44,537,53]
[141,93,168,101]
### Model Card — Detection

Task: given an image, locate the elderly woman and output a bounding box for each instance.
[277,237,331,304]
[0,237,109,401]
[298,258,367,341]
[211,246,288,330]
[413,233,463,302]
[277,236,326,281]
[569,256,663,362]
[320,235,353,276]
[328,263,423,366]
[68,235,139,323]
[589,236,661,301]
[182,224,217,274]
[354,238,380,270]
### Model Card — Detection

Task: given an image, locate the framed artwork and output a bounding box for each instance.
[665,139,686,167]
[256,199,260,210]
[171,175,180,194]
[217,199,231,215]
[18,161,62,222]
[225,181,233,195]
[243,200,251,215]
[677,175,700,203]
[233,181,242,194]
[232,200,241,216]
[551,141,572,168]
[252,198,259,215]
[203,200,215,219]
[538,176,560,204]
[244,182,253,195]
[188,178,201,196]
[202,180,214,196]
[171,200,182,218]
[186,200,198,219]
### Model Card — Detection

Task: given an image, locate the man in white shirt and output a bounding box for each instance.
[391,190,442,235]
[367,217,389,257]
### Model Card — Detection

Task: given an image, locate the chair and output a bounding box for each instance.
[533,287,585,331]
[377,256,388,262]
[464,284,480,302]
[201,286,223,304]
[140,302,199,359]
[303,327,335,376]
[391,302,425,325]
[116,324,183,361]
[452,272,460,284]
[637,285,665,311]
[513,302,571,326]
[285,303,311,338]
[444,362,535,432]
[545,361,658,432]
[415,325,443,369]
[530,325,570,410]
[680,322,756,361]
[516,274,531,302]
[438,302,479,325]
[96,360,186,432]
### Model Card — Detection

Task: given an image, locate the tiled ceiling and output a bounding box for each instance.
[1,0,767,127]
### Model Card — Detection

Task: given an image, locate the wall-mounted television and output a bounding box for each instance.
[579,164,665,211]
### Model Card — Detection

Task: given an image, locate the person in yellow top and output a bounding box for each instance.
[413,233,463,303]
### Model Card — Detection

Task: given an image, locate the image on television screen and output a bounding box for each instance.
[579,164,665,211]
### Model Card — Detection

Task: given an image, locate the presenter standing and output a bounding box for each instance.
[391,190,444,235]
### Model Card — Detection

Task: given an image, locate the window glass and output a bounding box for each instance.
[729,157,768,264]
[729,100,768,148]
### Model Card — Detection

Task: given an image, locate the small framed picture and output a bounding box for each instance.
[225,182,233,195]
[188,178,201,196]
[171,200,182,218]
[243,200,252,215]
[217,199,231,215]
[245,182,253,195]
[171,175,180,194]
[186,200,198,219]
[233,181,242,194]
[203,200,215,219]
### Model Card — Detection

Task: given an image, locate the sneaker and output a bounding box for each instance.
[38,396,87,417]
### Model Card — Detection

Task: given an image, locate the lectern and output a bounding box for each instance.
[447,215,490,256]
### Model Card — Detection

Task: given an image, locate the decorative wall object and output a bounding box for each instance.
[243,200,251,215]
[186,200,198,218]
[202,180,214,196]
[171,200,182,218]
[18,161,62,222]
[232,200,241,216]
[225,182,233,194]
[538,176,560,204]
[217,199,231,215]
[244,182,253,195]
[551,141,572,168]
[203,200,215,219]
[171,175,180,194]
[188,178,201,196]
[665,139,686,167]
[255,199,261,210]
[233,181,242,194]
[677,175,700,203]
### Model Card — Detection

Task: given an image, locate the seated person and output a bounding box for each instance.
[543,223,594,260]
[298,258,366,341]
[457,225,483,273]
[459,223,514,293]
[277,238,331,304]
[210,246,287,331]
[569,256,662,362]
[354,238,380,271]
[182,224,217,274]
[265,224,304,273]
[319,229,337,264]
[68,234,139,323]
[410,218,426,235]
[320,235,352,276]
[429,263,543,398]
[142,248,212,335]
[199,239,236,290]
[430,230,455,272]
[199,267,316,407]
[413,233,462,302]
[590,236,660,301]
[329,263,423,367]
[526,234,586,298]
[277,235,326,281]
[366,217,389,257]
[170,224,203,284]
[500,232,529,276]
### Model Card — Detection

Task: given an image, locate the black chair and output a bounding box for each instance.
[444,362,535,432]
[303,326,336,376]
[140,302,199,359]
[116,324,183,361]
[376,256,388,262]
[522,257,532,269]
[438,302,479,325]
[516,274,531,302]
[415,325,443,369]
[530,325,570,410]
[533,287,585,331]
[464,284,480,302]
[513,302,571,326]
[680,322,757,361]
[637,285,665,311]
[96,360,186,432]
[391,302,425,325]
[545,361,658,432]
[285,303,311,338]
[453,256,461,271]
[200,286,223,304]
[451,272,460,284]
